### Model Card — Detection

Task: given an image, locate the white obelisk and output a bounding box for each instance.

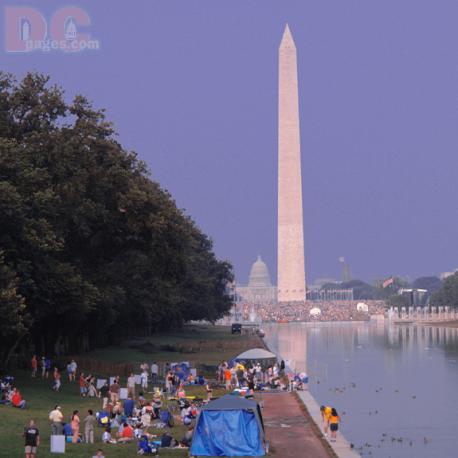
[277,24,306,303]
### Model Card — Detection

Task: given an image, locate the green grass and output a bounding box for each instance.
[84,325,258,373]
[0,325,262,457]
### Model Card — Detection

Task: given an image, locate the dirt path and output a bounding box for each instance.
[259,392,334,458]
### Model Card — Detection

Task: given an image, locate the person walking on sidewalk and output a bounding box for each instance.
[320,405,332,436]
[328,408,340,442]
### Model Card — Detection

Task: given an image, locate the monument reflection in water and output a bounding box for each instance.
[263,321,458,458]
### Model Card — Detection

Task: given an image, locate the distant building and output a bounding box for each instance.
[398,288,428,306]
[440,269,458,280]
[308,278,340,291]
[237,256,277,304]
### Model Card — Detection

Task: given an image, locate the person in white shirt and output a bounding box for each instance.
[127,373,136,398]
[140,370,148,390]
[49,406,64,435]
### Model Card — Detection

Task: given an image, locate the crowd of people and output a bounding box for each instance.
[0,379,27,409]
[215,359,308,393]
[242,300,387,322]
[2,360,211,457]
[2,353,314,457]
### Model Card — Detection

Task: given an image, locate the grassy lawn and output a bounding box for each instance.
[0,325,262,458]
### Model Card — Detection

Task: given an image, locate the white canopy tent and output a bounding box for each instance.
[309,307,321,317]
[234,348,277,361]
[356,302,369,312]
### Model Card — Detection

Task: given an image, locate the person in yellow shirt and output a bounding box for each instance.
[320,405,332,435]
[329,408,340,442]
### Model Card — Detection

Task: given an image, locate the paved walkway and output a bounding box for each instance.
[297,391,360,458]
[259,392,333,458]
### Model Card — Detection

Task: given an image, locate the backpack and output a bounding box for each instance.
[161,433,172,447]
[159,410,174,427]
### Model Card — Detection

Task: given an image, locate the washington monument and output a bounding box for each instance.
[277,24,306,303]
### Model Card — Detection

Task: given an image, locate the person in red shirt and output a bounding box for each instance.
[117,423,133,442]
[31,356,38,378]
[79,373,87,397]
[12,388,26,409]
[224,368,231,390]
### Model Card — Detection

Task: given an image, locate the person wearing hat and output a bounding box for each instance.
[49,405,64,435]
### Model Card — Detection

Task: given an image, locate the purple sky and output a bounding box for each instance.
[3,0,458,284]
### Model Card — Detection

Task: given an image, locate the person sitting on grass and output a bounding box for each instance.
[0,392,9,405]
[152,394,162,418]
[92,448,106,458]
[12,388,26,409]
[177,385,186,399]
[102,426,116,444]
[117,422,134,443]
[180,426,194,447]
[63,422,73,440]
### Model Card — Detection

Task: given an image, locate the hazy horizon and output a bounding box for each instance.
[4,0,457,284]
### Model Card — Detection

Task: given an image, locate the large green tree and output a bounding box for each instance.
[0,72,233,359]
[431,273,458,309]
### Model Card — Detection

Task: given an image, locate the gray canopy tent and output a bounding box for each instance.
[234,348,277,368]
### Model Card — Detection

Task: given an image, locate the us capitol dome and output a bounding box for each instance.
[237,255,277,304]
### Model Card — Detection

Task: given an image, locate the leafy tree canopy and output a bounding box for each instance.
[0,73,233,363]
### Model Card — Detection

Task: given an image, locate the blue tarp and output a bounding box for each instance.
[190,395,265,457]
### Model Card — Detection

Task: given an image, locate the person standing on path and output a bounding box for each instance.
[320,405,332,436]
[71,410,80,443]
[24,420,39,458]
[329,408,340,442]
[83,409,96,444]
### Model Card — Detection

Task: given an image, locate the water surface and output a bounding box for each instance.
[264,321,458,458]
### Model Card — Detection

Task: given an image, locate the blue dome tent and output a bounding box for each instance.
[190,395,266,457]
